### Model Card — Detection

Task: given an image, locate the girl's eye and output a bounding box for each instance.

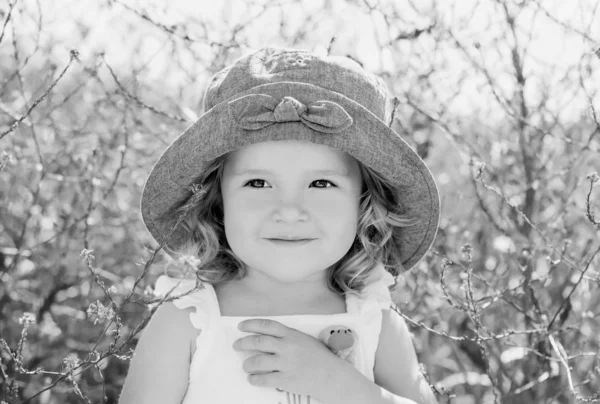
[244,179,335,188]
[245,179,267,188]
[312,179,335,188]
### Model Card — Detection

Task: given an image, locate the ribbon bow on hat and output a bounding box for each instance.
[228,94,353,134]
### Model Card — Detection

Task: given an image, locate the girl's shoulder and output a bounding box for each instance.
[118,300,198,403]
[153,275,217,329]
[151,300,201,345]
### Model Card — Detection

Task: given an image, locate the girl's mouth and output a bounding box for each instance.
[267,239,314,246]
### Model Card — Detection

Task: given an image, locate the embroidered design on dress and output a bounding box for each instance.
[277,391,311,404]
[318,325,358,365]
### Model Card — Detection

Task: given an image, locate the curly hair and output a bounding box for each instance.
[156,152,420,297]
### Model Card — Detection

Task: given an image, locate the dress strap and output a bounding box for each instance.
[153,275,219,330]
[361,263,395,310]
[346,263,395,314]
[342,263,395,378]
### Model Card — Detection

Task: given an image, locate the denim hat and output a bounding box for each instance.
[141,46,440,271]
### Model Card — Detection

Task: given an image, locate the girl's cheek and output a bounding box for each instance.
[311,193,353,208]
[243,195,272,211]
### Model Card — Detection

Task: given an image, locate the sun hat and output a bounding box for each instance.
[140,46,440,271]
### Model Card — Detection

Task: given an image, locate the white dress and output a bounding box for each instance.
[153,265,395,404]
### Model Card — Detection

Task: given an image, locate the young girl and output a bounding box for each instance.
[118,46,440,404]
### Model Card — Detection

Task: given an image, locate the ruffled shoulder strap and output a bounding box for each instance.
[358,263,395,310]
[345,263,395,376]
[153,275,218,330]
[345,263,395,317]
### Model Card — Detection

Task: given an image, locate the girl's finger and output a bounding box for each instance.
[242,353,279,374]
[247,369,285,390]
[237,318,289,337]
[234,333,281,353]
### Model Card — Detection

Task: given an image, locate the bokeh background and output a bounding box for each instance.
[1,0,600,403]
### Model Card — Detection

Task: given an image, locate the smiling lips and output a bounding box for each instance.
[267,238,314,246]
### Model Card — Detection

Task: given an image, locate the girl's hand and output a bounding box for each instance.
[233,318,355,400]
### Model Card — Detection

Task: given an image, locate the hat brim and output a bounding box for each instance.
[140,82,440,270]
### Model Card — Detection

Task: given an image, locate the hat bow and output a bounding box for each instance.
[228,94,353,134]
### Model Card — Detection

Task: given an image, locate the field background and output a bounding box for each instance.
[1,0,600,403]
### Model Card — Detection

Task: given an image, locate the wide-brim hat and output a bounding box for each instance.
[141,46,440,271]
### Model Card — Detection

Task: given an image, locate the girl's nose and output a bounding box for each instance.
[272,200,309,223]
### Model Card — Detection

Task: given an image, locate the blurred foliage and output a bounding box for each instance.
[1,0,600,403]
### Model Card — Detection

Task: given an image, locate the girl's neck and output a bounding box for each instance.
[214,277,346,317]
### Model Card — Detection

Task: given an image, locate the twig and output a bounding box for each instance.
[0,0,17,46]
[547,244,600,330]
[548,334,600,402]
[102,57,189,123]
[0,50,79,140]
[585,173,599,225]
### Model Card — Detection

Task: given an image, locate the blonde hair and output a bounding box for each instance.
[156,152,420,297]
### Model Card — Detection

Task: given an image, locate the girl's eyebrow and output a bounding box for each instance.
[233,168,349,177]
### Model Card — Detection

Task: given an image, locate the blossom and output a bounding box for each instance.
[86,300,115,325]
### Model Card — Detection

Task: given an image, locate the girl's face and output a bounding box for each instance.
[221,140,363,286]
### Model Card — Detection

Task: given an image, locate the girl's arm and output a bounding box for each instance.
[372,307,438,404]
[322,307,439,404]
[118,301,198,404]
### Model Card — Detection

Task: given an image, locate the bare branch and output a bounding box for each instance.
[0,51,79,140]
